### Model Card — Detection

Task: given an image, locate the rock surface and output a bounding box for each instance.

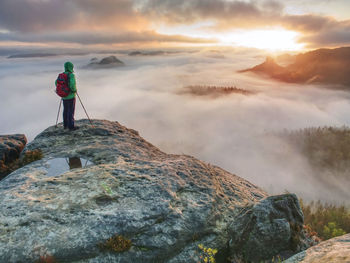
[0,120,308,262]
[0,134,27,179]
[229,194,305,262]
[283,233,350,263]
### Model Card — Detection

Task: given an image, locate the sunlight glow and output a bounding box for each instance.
[156,23,305,51]
[219,29,305,51]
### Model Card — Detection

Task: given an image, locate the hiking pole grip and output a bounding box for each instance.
[76,92,94,127]
[55,99,62,127]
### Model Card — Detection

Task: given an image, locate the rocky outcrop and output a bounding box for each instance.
[0,134,27,179]
[0,134,27,163]
[87,56,124,68]
[240,46,350,87]
[239,56,287,76]
[284,233,350,263]
[229,194,306,262]
[0,120,309,262]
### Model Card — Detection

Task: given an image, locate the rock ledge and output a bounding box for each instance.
[0,119,309,262]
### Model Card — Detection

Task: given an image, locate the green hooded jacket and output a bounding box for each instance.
[56,61,77,100]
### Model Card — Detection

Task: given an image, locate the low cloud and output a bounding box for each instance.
[1,49,350,204]
[0,31,216,45]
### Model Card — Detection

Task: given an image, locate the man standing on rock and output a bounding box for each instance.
[56,61,79,131]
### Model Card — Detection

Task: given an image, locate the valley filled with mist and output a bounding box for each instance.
[1,47,350,204]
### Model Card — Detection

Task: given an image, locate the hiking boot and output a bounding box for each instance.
[69,126,79,131]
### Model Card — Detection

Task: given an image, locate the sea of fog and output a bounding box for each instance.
[1,48,350,204]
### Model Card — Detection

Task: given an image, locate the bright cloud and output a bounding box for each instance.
[0,0,349,49]
[1,49,350,203]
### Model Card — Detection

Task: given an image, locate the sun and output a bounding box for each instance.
[218,28,305,52]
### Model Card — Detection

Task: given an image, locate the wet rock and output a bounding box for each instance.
[0,120,309,262]
[284,233,350,263]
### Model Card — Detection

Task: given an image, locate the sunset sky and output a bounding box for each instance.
[0,0,349,52]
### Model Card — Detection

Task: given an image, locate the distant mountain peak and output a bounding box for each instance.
[239,46,350,87]
[86,55,124,69]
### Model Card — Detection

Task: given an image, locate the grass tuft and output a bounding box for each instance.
[99,234,132,253]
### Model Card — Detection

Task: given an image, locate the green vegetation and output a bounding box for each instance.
[181,85,254,97]
[99,234,132,253]
[323,222,346,240]
[0,149,43,179]
[197,244,218,263]
[101,182,113,195]
[301,200,350,240]
[283,126,350,174]
[281,127,350,239]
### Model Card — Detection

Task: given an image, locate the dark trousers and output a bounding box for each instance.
[63,98,76,129]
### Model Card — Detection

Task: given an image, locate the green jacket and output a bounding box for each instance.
[56,61,77,100]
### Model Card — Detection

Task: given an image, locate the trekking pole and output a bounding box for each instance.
[55,99,62,127]
[76,92,94,127]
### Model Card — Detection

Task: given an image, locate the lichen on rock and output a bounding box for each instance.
[0,119,310,262]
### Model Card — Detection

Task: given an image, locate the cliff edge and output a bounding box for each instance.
[0,119,310,262]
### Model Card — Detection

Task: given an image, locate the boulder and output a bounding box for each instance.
[0,134,27,179]
[0,134,27,163]
[283,233,350,263]
[229,194,305,262]
[0,120,308,262]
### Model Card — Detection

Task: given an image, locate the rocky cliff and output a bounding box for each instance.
[0,120,310,262]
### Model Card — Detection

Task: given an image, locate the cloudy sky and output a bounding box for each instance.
[0,0,349,51]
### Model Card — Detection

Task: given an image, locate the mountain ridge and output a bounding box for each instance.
[240,47,350,87]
